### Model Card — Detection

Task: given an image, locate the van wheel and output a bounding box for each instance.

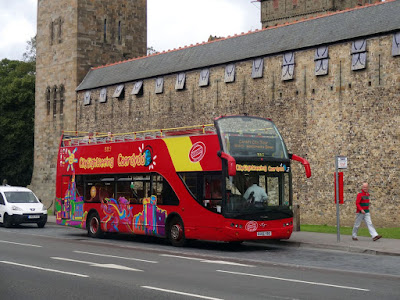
[3,214,12,228]
[87,212,103,238]
[37,221,46,228]
[168,217,186,247]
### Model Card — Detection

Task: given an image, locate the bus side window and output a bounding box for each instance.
[179,172,200,204]
[116,181,138,204]
[152,174,179,206]
[128,175,151,204]
[203,174,222,213]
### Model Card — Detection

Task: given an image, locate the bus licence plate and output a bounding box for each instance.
[28,215,40,219]
[257,231,271,237]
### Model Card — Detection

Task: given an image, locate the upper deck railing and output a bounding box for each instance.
[61,124,215,147]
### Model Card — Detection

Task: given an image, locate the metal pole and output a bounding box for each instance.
[335,156,340,242]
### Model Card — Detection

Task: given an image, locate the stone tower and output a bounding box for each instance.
[30,0,147,208]
[260,0,381,28]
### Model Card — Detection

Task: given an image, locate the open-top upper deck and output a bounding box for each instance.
[61,124,216,147]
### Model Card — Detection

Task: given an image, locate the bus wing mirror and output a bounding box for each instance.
[218,151,236,176]
[290,154,311,178]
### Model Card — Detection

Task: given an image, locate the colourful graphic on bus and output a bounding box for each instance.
[133,196,167,237]
[101,197,133,232]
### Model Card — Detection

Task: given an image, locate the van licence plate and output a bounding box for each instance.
[28,215,40,219]
[257,231,271,237]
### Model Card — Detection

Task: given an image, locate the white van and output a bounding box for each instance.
[0,186,47,228]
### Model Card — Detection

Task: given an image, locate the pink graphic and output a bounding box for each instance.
[189,141,206,163]
[101,197,133,232]
[133,196,167,237]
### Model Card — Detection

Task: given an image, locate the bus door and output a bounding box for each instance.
[61,175,72,219]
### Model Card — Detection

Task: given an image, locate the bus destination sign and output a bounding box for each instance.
[229,136,275,156]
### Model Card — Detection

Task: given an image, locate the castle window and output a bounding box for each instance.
[50,18,63,45]
[392,32,400,56]
[118,21,122,44]
[84,91,91,106]
[131,81,143,96]
[224,64,235,83]
[199,69,210,87]
[49,22,54,45]
[59,85,64,114]
[351,39,367,71]
[155,77,164,94]
[104,19,107,42]
[46,87,51,115]
[282,52,295,81]
[175,73,186,90]
[99,88,107,103]
[113,84,125,99]
[57,18,62,43]
[315,46,329,76]
[52,86,58,116]
[251,58,263,79]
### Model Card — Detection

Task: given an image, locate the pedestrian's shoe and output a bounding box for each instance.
[352,237,358,241]
[373,235,382,241]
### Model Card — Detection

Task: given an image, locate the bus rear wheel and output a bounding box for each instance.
[87,212,103,238]
[168,217,186,247]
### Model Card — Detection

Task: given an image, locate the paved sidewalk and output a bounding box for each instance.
[274,231,400,256]
[47,215,400,256]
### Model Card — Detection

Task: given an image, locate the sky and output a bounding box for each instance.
[0,0,261,61]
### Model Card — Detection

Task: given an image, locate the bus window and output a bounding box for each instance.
[75,175,84,199]
[267,177,279,206]
[179,172,199,201]
[129,175,150,204]
[152,174,179,205]
[204,174,222,213]
[85,179,115,203]
[179,172,222,213]
[116,178,138,204]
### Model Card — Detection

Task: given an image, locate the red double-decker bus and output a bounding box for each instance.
[55,115,311,246]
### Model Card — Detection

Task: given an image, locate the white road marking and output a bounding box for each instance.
[74,250,158,263]
[201,260,254,267]
[0,260,88,278]
[0,240,42,248]
[160,254,254,267]
[51,257,143,272]
[160,254,204,261]
[141,286,224,300]
[217,270,370,292]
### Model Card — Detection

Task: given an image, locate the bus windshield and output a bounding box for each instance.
[224,162,292,220]
[216,116,289,160]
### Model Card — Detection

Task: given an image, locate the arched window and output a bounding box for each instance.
[104,19,107,42]
[118,21,122,43]
[59,85,65,115]
[52,85,58,116]
[46,87,51,115]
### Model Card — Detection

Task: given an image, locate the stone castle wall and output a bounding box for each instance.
[31,0,147,208]
[76,33,400,227]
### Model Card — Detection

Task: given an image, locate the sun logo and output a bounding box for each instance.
[138,144,157,170]
[65,148,78,172]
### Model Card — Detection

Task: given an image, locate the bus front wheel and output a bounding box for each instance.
[87,212,103,238]
[168,217,186,247]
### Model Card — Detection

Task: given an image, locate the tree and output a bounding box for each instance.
[23,35,36,63]
[147,46,158,55]
[0,59,35,186]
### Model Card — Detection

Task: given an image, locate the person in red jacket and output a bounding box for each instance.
[352,182,382,241]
